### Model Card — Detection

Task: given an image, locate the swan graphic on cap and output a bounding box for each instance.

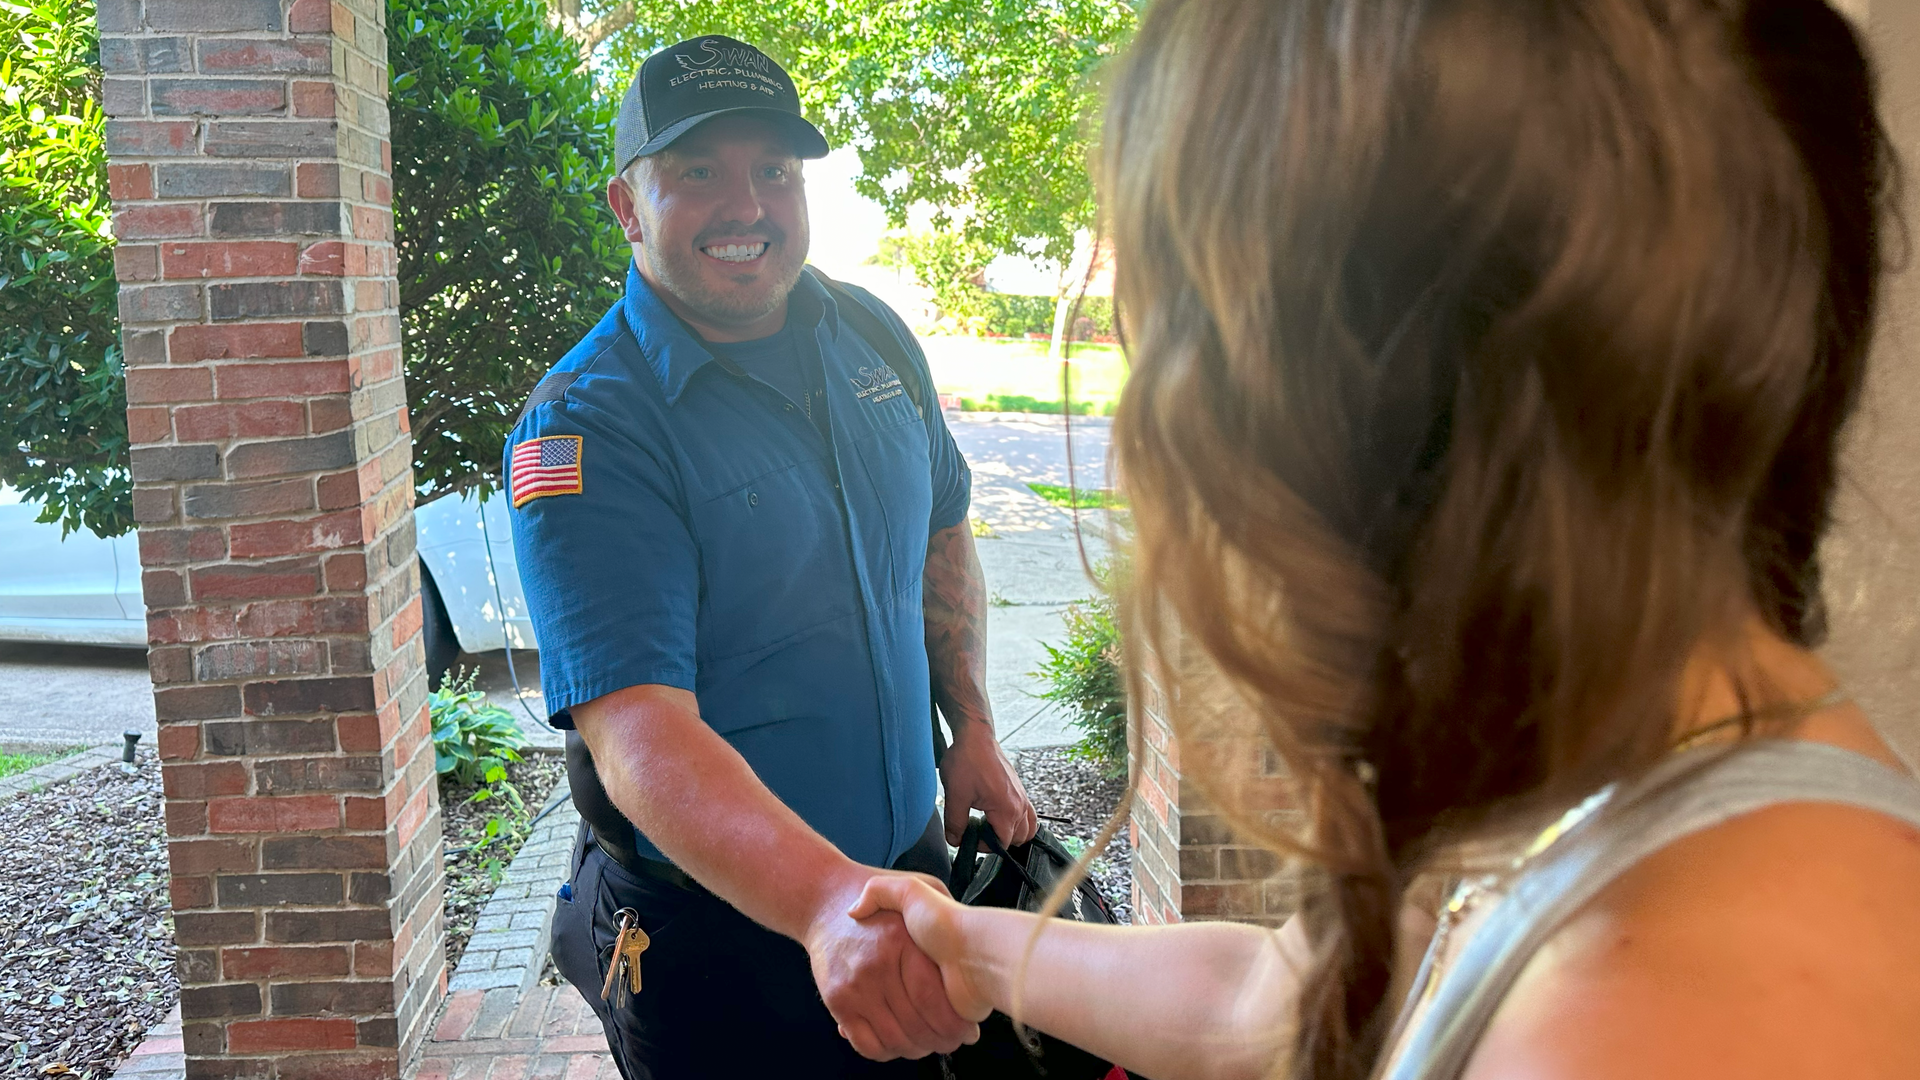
[614,35,830,173]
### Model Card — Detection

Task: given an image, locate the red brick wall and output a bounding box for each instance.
[1130,651,1298,929]
[100,0,445,1074]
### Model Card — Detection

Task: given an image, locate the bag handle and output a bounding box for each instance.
[974,817,1052,898]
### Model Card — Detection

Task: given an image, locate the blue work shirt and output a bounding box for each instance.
[506,263,971,869]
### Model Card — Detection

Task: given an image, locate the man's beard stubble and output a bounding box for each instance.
[643,222,807,332]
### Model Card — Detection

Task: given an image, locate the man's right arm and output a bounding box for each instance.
[570,683,978,1061]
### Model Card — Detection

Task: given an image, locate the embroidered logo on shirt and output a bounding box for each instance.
[510,435,584,507]
[849,365,904,405]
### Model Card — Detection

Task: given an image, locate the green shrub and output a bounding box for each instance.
[430,667,529,786]
[959,394,1102,416]
[974,293,1056,338]
[0,0,130,538]
[1033,583,1127,777]
[974,293,1117,341]
[389,0,629,502]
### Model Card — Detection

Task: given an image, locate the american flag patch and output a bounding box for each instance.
[510,435,583,507]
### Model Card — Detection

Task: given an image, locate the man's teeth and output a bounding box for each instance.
[703,242,767,262]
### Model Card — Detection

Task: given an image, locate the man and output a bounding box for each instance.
[507,36,1037,1078]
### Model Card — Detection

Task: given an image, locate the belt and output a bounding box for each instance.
[592,828,709,896]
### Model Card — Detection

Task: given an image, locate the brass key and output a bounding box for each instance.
[600,908,644,1003]
[620,918,650,996]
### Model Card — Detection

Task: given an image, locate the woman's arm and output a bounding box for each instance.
[853,876,1308,1080]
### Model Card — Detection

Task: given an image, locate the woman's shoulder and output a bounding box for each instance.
[1462,738,1920,1079]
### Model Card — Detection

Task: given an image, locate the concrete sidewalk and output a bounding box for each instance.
[956,412,1115,750]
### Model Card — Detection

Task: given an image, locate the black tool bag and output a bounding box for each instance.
[939,816,1129,1080]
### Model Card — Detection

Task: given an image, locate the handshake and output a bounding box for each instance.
[805,866,997,1061]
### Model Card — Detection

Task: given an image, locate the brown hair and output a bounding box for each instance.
[1100,0,1891,1075]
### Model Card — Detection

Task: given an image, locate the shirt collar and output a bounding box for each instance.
[621,262,841,406]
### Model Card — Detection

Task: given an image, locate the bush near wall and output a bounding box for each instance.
[389,0,629,502]
[0,0,130,538]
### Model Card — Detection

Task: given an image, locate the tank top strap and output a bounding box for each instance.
[1381,740,1920,1080]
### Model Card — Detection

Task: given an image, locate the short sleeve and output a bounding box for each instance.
[865,293,972,533]
[506,393,697,729]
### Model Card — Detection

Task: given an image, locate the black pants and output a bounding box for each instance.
[552,815,952,1080]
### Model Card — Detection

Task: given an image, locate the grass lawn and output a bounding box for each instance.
[1028,482,1127,510]
[0,745,85,780]
[919,336,1128,413]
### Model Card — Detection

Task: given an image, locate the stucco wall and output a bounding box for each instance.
[1820,0,1920,763]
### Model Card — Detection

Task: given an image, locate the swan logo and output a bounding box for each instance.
[668,40,785,97]
[675,40,774,74]
[849,365,905,405]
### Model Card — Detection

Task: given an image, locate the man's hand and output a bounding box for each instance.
[922,519,1038,847]
[806,871,981,1061]
[940,724,1038,847]
[849,873,994,1022]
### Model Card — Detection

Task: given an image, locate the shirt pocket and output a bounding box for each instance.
[852,412,935,600]
[687,459,856,662]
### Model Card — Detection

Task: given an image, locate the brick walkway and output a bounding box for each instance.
[417,986,615,1080]
[112,986,613,1079]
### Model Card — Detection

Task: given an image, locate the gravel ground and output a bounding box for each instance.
[0,749,174,1080]
[1014,747,1133,924]
[441,752,566,973]
[0,742,569,1073]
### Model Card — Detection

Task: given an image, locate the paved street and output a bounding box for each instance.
[0,412,1117,755]
[0,642,153,752]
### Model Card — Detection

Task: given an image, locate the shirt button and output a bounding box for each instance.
[748,492,759,506]
[785,403,793,411]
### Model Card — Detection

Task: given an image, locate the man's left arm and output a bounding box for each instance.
[924,521,1037,847]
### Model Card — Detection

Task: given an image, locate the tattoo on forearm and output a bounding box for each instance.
[924,520,993,733]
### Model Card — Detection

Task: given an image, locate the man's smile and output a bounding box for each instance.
[702,240,769,264]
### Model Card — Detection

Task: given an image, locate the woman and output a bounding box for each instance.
[850,0,1920,1077]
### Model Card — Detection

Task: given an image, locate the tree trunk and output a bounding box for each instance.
[549,0,637,62]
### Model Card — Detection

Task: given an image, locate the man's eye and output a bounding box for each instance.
[685,167,712,180]
[762,166,787,180]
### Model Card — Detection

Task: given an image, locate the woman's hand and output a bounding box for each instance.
[849,872,995,1022]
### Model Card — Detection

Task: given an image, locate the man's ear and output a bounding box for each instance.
[607,176,645,244]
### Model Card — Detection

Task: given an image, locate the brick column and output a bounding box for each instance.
[1129,644,1299,928]
[98,0,445,1074]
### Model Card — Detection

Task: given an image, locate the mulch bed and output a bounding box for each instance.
[0,741,566,1076]
[1015,746,1133,924]
[441,751,567,973]
[0,738,1121,1073]
[0,748,173,1080]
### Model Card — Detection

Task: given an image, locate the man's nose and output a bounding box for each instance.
[715,172,769,226]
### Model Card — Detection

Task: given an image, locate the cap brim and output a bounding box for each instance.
[635,107,830,162]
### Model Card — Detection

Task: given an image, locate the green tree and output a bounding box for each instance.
[566,0,1138,265]
[5,0,1134,530]
[0,0,129,538]
[390,0,630,501]
[896,231,996,330]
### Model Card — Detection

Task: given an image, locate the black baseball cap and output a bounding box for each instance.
[614,35,830,174]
